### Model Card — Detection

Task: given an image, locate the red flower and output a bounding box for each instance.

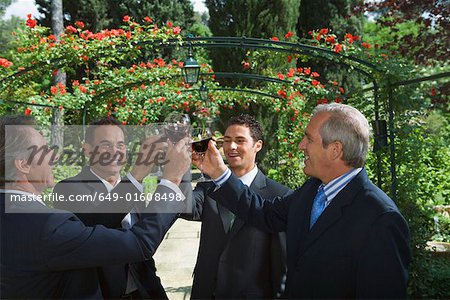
[72,80,80,87]
[431,88,436,96]
[26,14,37,29]
[50,86,58,95]
[75,21,85,28]
[172,26,181,34]
[0,58,12,68]
[79,85,87,93]
[303,68,311,75]
[167,21,173,28]
[361,42,371,49]
[333,44,343,53]
[277,73,285,80]
[242,61,250,70]
[319,28,329,35]
[339,87,345,94]
[66,25,77,34]
[287,68,295,78]
[144,16,153,23]
[312,80,320,86]
[311,72,320,77]
[277,89,287,98]
[325,36,336,44]
[284,31,294,39]
[271,37,279,41]
[123,15,130,22]
[287,55,292,63]
[24,108,32,116]
[345,33,354,44]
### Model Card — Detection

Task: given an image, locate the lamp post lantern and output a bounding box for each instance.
[199,79,209,102]
[183,43,200,84]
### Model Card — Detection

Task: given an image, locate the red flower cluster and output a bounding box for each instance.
[75,21,85,29]
[0,58,12,68]
[50,83,66,95]
[26,14,37,29]
[284,31,294,39]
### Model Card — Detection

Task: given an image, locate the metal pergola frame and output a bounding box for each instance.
[2,36,449,201]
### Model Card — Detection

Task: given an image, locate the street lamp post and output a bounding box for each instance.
[182,43,200,84]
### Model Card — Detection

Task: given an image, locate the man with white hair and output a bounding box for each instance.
[194,103,411,299]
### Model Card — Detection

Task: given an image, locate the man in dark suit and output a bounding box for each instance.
[54,117,168,299]
[187,115,291,299]
[0,115,190,299]
[194,103,411,299]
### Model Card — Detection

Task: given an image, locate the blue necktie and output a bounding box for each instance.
[310,185,327,228]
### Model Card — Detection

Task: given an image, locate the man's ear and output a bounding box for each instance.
[329,141,343,160]
[254,140,263,153]
[14,159,31,174]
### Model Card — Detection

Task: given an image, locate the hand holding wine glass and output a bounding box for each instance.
[164,112,191,144]
[191,126,213,181]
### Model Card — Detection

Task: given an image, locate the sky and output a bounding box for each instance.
[3,0,207,19]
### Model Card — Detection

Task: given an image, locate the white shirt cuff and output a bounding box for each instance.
[213,168,232,187]
[159,179,186,201]
[126,173,144,193]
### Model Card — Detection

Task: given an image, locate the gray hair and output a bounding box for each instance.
[0,115,36,186]
[313,103,371,168]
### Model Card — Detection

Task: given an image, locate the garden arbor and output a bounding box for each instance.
[1,19,448,201]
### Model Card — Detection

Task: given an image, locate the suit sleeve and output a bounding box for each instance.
[179,182,211,221]
[210,174,291,233]
[356,211,411,298]
[44,184,181,271]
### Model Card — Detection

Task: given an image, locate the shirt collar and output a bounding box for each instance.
[237,165,259,187]
[322,167,362,203]
[89,168,121,192]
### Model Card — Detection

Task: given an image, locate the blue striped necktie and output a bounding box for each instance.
[310,185,327,228]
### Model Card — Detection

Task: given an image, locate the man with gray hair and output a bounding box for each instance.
[194,103,411,299]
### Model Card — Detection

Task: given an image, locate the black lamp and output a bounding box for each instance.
[183,43,200,84]
[199,79,208,102]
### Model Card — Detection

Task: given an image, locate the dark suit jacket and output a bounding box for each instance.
[0,185,180,299]
[53,167,167,299]
[210,169,411,299]
[186,170,291,299]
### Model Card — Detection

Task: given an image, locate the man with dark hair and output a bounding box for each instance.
[186,114,291,299]
[54,117,168,299]
[194,103,411,299]
[0,115,191,299]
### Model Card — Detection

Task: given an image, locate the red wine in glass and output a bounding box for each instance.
[192,137,212,153]
[164,126,189,143]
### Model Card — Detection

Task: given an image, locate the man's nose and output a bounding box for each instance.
[298,138,306,150]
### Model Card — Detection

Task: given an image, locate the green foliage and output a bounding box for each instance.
[35,0,195,32]
[205,0,300,78]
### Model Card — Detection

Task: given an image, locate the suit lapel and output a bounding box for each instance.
[79,166,108,195]
[227,170,267,237]
[295,170,368,262]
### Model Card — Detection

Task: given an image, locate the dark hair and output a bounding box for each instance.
[84,117,124,145]
[0,115,36,186]
[226,114,263,143]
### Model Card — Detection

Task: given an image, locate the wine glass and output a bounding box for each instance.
[145,123,166,179]
[163,112,191,144]
[191,126,213,181]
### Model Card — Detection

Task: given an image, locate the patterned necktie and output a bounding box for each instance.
[310,185,327,228]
